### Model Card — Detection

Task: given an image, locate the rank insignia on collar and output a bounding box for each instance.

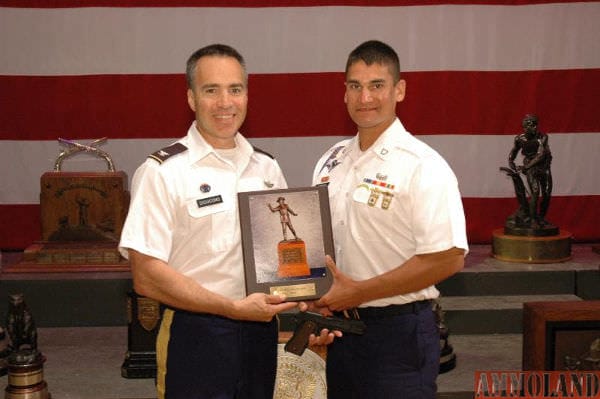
[148,142,188,164]
[264,180,274,188]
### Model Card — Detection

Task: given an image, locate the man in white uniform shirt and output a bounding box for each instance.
[119,44,296,399]
[312,40,468,398]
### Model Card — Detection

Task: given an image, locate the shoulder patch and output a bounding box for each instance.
[148,143,188,164]
[253,146,275,159]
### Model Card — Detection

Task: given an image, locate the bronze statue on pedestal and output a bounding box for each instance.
[500,114,557,236]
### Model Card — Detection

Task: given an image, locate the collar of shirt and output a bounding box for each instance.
[347,117,410,163]
[369,118,411,161]
[185,122,253,170]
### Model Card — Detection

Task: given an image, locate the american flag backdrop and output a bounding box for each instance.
[1,0,599,249]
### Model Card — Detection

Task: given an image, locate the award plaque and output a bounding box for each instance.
[238,186,334,301]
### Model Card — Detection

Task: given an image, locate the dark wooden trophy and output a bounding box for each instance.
[121,291,160,378]
[8,138,130,272]
[492,115,571,263]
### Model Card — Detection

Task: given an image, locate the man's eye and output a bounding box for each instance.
[349,84,361,90]
[230,87,242,95]
[204,88,217,95]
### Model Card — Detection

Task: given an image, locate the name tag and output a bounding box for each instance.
[196,195,223,208]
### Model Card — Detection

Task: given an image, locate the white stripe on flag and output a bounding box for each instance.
[1,134,599,205]
[1,3,600,76]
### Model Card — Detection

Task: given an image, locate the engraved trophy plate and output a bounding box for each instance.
[137,297,160,332]
[277,240,310,278]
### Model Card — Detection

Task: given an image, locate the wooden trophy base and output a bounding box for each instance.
[277,240,311,278]
[121,352,157,379]
[491,228,572,263]
[4,241,129,273]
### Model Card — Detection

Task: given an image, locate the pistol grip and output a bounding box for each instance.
[284,320,317,356]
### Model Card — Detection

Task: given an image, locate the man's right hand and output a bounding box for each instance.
[230,293,297,322]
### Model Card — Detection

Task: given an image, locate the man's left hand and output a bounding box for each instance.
[315,255,363,311]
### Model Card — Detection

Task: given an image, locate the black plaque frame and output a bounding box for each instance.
[238,186,334,301]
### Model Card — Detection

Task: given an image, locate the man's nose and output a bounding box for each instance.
[216,92,232,107]
[360,87,372,102]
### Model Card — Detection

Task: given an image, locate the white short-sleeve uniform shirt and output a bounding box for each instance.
[313,118,468,307]
[119,123,287,300]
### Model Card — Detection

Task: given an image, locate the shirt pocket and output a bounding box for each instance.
[348,185,404,242]
[186,192,235,253]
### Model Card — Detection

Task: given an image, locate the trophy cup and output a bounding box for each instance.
[4,294,50,399]
[9,138,130,272]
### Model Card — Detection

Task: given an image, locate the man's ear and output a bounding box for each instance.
[395,79,406,103]
[343,84,348,104]
[187,89,196,112]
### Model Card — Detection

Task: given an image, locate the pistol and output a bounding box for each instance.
[284,311,366,356]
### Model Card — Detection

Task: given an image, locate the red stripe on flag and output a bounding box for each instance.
[0,204,41,250]
[1,196,598,249]
[2,69,599,140]
[463,196,600,244]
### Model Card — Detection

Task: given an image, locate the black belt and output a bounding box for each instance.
[335,300,432,320]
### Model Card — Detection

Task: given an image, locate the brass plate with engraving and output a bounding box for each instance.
[270,283,317,299]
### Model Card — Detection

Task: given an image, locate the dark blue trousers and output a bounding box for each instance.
[326,302,440,399]
[157,309,278,399]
